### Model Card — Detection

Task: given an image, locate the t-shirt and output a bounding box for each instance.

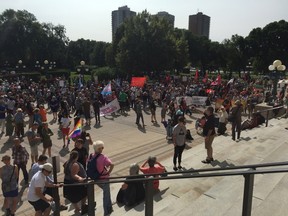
[140,165,165,190]
[72,147,88,168]
[61,117,70,128]
[26,129,39,147]
[96,154,112,179]
[172,124,187,146]
[27,171,46,202]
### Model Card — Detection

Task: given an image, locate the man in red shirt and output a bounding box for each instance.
[140,156,165,191]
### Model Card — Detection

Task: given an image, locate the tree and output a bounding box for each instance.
[113,11,177,75]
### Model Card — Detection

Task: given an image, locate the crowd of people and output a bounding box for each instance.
[0,72,287,215]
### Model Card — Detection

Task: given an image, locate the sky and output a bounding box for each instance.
[1,0,288,43]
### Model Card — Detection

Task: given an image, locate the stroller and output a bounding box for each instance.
[162,119,173,140]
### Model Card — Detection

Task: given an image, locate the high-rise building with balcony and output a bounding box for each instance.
[112,6,136,38]
[188,12,210,38]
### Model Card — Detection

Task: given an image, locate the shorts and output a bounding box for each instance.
[3,188,18,197]
[29,199,50,212]
[205,135,215,149]
[61,128,70,136]
[30,145,39,156]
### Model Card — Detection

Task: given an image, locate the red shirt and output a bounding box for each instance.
[140,165,165,190]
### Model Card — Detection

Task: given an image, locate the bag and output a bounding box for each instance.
[160,168,168,177]
[86,153,103,180]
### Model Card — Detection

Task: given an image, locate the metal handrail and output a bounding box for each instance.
[53,161,288,216]
[252,105,284,127]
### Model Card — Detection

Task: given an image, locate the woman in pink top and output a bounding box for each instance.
[93,141,114,216]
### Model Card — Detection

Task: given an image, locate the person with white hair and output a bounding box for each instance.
[116,163,145,206]
[92,140,114,216]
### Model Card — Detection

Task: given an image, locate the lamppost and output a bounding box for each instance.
[268,59,286,100]
[77,60,90,83]
[15,60,26,74]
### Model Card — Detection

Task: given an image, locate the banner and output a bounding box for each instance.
[131,77,146,87]
[100,98,120,116]
[176,96,207,106]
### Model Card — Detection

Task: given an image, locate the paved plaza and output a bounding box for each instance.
[0,106,205,215]
[1,105,287,216]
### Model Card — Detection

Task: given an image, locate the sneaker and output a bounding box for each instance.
[178,165,183,169]
[201,158,214,164]
[59,205,68,211]
[173,166,178,171]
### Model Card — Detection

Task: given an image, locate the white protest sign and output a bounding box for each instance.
[100,98,120,116]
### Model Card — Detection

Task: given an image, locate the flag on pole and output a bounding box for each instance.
[131,77,146,88]
[68,119,82,139]
[216,74,222,85]
[194,69,199,81]
[101,82,112,96]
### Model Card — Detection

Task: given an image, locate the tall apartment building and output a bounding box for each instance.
[188,12,210,38]
[155,11,175,27]
[112,6,136,38]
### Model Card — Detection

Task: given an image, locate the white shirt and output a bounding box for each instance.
[27,171,46,202]
[60,117,70,128]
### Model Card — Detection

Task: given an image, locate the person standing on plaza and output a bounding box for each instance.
[41,122,53,157]
[50,96,59,121]
[26,122,42,164]
[92,97,102,125]
[12,137,29,185]
[93,141,114,216]
[230,100,243,141]
[217,106,228,135]
[202,106,216,164]
[60,113,71,149]
[31,155,68,212]
[135,99,145,127]
[118,90,128,114]
[71,138,88,170]
[63,151,88,214]
[14,108,25,138]
[82,97,91,126]
[0,155,19,216]
[172,116,187,171]
[0,96,6,134]
[149,100,157,123]
[5,110,14,139]
[28,163,62,216]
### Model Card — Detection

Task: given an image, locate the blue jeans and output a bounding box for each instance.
[97,181,112,215]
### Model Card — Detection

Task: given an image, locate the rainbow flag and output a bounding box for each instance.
[68,119,82,139]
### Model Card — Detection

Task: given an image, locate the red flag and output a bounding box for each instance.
[194,69,199,81]
[131,77,146,87]
[216,74,221,85]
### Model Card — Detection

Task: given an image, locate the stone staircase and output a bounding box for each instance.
[106,118,288,216]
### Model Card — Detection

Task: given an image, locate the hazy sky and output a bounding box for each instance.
[1,0,287,43]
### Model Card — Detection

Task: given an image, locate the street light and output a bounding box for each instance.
[268,59,286,100]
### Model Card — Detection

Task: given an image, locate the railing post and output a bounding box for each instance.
[87,181,95,216]
[242,171,255,216]
[52,156,60,216]
[145,179,154,216]
[266,110,269,127]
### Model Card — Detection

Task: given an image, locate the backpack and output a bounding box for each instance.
[86,153,103,180]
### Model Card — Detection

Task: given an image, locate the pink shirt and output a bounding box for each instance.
[96,154,112,179]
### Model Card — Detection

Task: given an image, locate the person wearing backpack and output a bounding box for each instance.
[89,140,114,216]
